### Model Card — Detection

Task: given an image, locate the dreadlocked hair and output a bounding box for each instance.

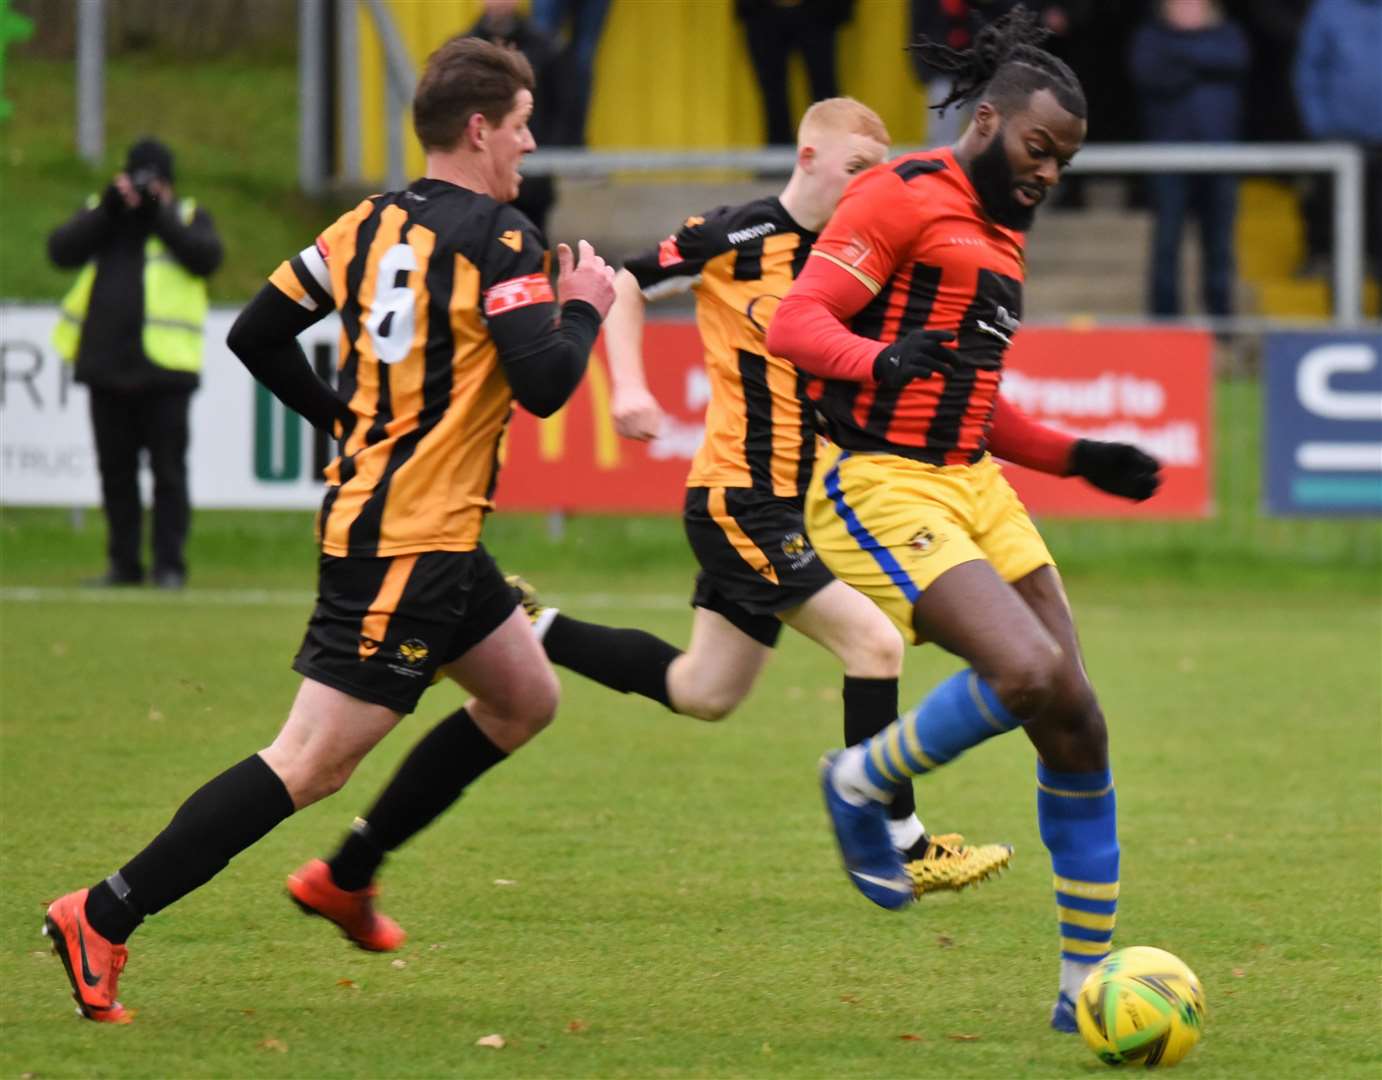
[910,4,1086,119]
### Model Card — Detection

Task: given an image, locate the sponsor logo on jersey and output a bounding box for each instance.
[839,234,872,267]
[499,229,523,253]
[745,293,782,334]
[977,304,1022,346]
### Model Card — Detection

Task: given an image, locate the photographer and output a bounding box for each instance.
[48,138,222,589]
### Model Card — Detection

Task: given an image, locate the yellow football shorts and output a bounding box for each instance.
[805,443,1055,644]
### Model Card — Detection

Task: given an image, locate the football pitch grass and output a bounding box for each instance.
[1,511,1379,1078]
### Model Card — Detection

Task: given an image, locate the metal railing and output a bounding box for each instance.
[522,144,1368,325]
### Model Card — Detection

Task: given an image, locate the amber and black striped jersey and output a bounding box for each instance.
[807,148,1026,467]
[624,197,819,499]
[268,178,556,557]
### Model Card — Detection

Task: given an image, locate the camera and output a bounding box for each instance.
[129,167,161,204]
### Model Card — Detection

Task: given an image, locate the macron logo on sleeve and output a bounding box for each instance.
[726,222,776,245]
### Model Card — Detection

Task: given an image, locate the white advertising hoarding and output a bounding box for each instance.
[1,304,333,509]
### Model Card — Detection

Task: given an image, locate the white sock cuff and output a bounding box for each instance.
[887,814,925,851]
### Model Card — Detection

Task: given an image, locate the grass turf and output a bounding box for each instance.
[4,54,1380,1072]
[1,509,1379,1078]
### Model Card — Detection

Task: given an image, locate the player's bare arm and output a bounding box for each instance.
[604,267,666,441]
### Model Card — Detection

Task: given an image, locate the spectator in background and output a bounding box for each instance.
[530,0,610,147]
[466,0,571,238]
[1130,0,1249,318]
[910,0,984,147]
[736,0,854,146]
[1223,0,1311,143]
[1294,0,1382,275]
[47,138,222,589]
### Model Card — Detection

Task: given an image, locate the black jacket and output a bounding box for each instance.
[47,195,222,392]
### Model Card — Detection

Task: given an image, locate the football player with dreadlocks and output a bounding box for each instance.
[766,6,1162,1031]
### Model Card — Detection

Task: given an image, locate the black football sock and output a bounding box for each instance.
[85,754,295,943]
[542,613,680,709]
[327,707,505,891]
[842,675,917,821]
[83,872,141,945]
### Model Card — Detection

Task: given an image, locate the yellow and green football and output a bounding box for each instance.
[1075,946,1206,1068]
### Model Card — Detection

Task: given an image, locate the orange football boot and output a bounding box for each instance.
[43,889,132,1023]
[286,859,405,952]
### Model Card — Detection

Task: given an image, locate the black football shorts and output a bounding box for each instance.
[683,486,835,647]
[293,544,517,714]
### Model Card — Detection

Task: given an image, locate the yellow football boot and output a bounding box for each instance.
[905,832,1014,897]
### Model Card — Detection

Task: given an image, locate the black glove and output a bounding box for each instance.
[872,329,957,389]
[1069,439,1162,501]
[133,190,162,222]
[100,182,125,217]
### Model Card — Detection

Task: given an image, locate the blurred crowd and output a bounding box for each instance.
[450,0,1380,320]
[742,0,1381,318]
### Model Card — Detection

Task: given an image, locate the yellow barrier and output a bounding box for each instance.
[354,0,925,182]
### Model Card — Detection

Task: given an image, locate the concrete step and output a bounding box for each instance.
[549,179,1252,319]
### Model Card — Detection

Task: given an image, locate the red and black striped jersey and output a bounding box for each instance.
[807,148,1025,466]
[268,178,551,556]
[624,197,819,498]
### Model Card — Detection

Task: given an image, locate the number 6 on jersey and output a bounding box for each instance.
[365,242,420,364]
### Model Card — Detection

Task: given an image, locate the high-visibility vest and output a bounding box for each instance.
[52,196,208,373]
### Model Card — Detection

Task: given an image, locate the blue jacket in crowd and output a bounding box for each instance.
[1294,0,1382,143]
[1129,16,1249,142]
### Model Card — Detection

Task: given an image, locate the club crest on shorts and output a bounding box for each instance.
[397,639,430,665]
[908,527,945,555]
[780,532,818,571]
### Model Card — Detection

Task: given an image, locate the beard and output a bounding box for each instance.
[969,129,1038,232]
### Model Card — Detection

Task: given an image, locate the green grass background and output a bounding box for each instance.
[1,507,1379,1079]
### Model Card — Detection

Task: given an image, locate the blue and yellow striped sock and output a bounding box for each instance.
[1037,763,1119,1001]
[859,670,1021,793]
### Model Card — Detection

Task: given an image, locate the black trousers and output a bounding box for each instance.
[742,10,841,146]
[88,386,193,580]
[1148,173,1238,317]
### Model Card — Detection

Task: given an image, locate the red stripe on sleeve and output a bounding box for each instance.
[766,254,884,382]
[987,393,1076,475]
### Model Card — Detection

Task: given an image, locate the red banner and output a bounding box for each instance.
[498,324,1212,518]
[997,328,1213,518]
